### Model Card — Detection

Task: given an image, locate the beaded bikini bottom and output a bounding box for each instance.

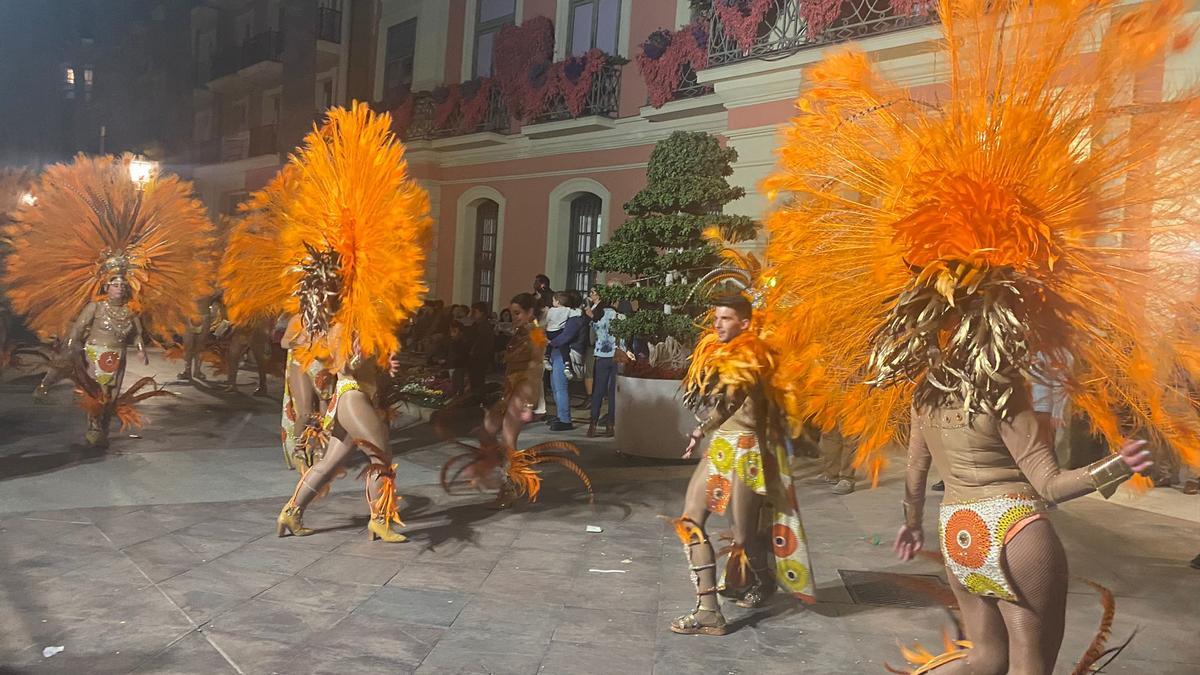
[938,493,1047,601]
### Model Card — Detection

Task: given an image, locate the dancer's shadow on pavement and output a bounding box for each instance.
[0,442,109,482]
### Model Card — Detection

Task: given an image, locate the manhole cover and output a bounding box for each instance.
[839,569,958,609]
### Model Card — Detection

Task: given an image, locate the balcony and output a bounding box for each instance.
[248,124,278,157]
[402,84,511,149]
[206,30,284,90]
[706,0,938,69]
[240,30,284,84]
[524,62,622,137]
[317,7,342,43]
[215,124,278,163]
[190,138,220,165]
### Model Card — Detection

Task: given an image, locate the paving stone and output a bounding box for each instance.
[257,576,379,614]
[415,629,547,675]
[537,640,655,674]
[297,552,405,586]
[122,534,207,582]
[385,560,494,593]
[353,586,468,627]
[212,539,326,576]
[131,631,239,674]
[288,614,443,673]
[203,598,345,644]
[552,606,656,646]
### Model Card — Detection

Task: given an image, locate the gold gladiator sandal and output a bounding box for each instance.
[363,463,408,543]
[277,471,316,537]
[668,517,727,636]
[671,557,728,636]
[732,568,775,608]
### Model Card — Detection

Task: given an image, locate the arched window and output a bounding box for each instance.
[567,193,602,291]
[473,199,499,305]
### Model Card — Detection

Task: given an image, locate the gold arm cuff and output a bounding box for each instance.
[1087,455,1133,499]
[902,501,923,529]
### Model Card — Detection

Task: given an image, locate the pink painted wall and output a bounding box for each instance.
[431,143,656,305]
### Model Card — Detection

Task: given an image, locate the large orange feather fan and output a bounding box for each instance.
[220,164,299,328]
[222,102,431,369]
[763,0,1200,483]
[3,154,215,340]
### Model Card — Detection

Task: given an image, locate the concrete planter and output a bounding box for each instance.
[614,374,696,460]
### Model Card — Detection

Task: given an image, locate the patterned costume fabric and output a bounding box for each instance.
[85,345,123,388]
[322,377,362,431]
[705,429,815,600]
[280,351,333,470]
[938,494,1046,601]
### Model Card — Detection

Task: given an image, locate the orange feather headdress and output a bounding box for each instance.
[2,154,216,339]
[762,0,1200,482]
[221,102,431,369]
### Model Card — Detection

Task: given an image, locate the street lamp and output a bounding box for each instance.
[128,156,160,190]
[19,192,36,207]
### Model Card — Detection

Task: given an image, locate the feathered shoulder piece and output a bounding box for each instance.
[222,102,431,369]
[3,153,215,338]
[683,331,777,411]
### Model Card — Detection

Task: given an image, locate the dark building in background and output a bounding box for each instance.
[185,0,379,219]
[0,0,380,219]
[0,0,193,167]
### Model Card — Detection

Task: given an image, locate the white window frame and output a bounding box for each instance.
[461,0,523,82]
[554,0,630,60]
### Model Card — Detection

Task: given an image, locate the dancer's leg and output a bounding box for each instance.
[669,457,725,635]
[930,574,1010,674]
[724,467,769,605]
[996,518,1068,674]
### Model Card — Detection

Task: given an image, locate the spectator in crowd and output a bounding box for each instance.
[567,290,590,383]
[533,274,554,316]
[467,301,495,395]
[546,291,585,431]
[448,320,470,395]
[494,307,514,368]
[818,429,857,495]
[587,286,625,437]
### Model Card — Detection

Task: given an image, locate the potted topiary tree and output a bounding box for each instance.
[590,130,757,458]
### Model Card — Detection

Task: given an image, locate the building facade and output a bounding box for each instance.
[182,0,373,218]
[174,0,1200,310]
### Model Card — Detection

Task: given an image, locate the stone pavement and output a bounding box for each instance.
[1,356,1198,674]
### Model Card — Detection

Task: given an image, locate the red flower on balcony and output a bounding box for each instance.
[458,77,493,132]
[432,84,460,129]
[389,88,414,136]
[523,60,560,122]
[558,49,607,118]
[638,21,709,108]
[714,0,772,53]
[494,16,555,121]
[889,0,936,17]
[802,0,845,37]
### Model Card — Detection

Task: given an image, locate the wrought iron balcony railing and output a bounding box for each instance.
[707,0,938,68]
[317,7,342,43]
[532,62,622,124]
[403,84,511,142]
[242,30,284,68]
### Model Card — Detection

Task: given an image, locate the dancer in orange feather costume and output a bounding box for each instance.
[3,154,215,447]
[761,0,1200,671]
[222,103,431,544]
